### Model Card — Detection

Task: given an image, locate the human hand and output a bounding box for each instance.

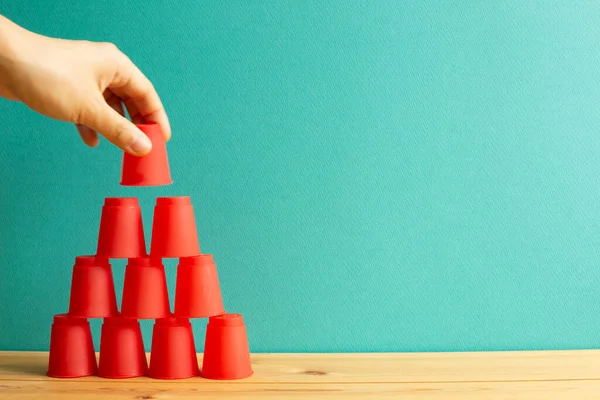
[0,15,170,156]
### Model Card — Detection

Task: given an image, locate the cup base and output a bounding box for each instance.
[201,371,254,380]
[47,371,97,379]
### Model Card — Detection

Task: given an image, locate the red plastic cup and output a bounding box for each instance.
[148,317,199,379]
[96,198,146,258]
[150,197,200,258]
[98,317,147,378]
[174,254,225,318]
[121,123,172,186]
[121,257,171,319]
[47,314,97,378]
[68,256,118,318]
[201,314,253,380]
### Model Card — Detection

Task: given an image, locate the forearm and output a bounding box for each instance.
[0,15,29,100]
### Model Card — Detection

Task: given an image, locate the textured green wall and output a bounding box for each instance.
[2,1,600,352]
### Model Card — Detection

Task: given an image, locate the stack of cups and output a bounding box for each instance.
[47,132,253,380]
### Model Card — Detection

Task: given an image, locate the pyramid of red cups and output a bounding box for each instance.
[47,123,253,380]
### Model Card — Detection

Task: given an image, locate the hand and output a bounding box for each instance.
[0,16,170,156]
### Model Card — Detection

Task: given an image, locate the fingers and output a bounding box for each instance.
[121,99,144,125]
[75,91,126,150]
[109,55,171,142]
[104,90,125,117]
[78,97,152,156]
[76,124,99,147]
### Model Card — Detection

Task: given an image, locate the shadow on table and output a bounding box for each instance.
[1,363,47,377]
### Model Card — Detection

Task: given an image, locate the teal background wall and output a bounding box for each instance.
[2,1,600,352]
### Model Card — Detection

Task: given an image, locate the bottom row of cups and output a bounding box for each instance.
[48,313,252,380]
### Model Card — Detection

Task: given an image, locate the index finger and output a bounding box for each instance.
[109,55,171,142]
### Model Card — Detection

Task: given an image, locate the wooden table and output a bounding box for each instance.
[1,350,600,399]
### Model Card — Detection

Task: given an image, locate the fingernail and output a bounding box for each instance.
[129,133,152,155]
[164,122,172,142]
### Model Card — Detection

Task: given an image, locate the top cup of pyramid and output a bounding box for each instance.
[121,123,172,187]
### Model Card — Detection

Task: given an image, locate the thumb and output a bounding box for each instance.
[80,100,152,156]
